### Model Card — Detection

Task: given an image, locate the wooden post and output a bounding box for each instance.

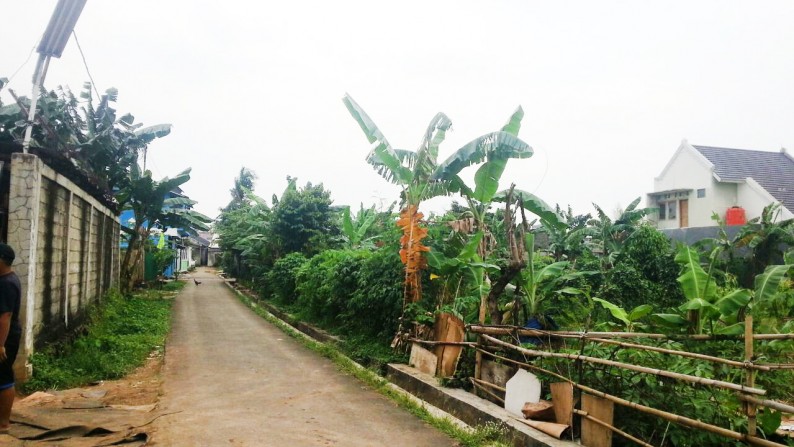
[581,394,614,447]
[745,314,757,437]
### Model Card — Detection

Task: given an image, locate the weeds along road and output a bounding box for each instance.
[150,267,456,446]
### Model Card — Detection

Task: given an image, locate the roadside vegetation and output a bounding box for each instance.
[23,282,183,392]
[215,97,794,446]
[0,79,211,292]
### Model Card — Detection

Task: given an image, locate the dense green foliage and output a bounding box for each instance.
[0,81,170,194]
[24,283,183,392]
[1,80,209,292]
[597,224,684,311]
[266,252,308,304]
[213,112,794,446]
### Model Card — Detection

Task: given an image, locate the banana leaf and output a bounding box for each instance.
[754,264,792,302]
[472,159,507,203]
[501,106,524,136]
[628,304,654,321]
[493,188,565,230]
[675,245,716,302]
[714,289,751,316]
[431,131,532,180]
[593,297,631,327]
[652,313,688,327]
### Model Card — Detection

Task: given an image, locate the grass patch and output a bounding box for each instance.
[233,289,510,447]
[23,283,184,392]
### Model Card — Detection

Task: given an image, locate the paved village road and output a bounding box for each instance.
[150,268,457,447]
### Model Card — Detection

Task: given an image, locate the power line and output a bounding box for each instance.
[72,30,100,100]
[6,43,38,86]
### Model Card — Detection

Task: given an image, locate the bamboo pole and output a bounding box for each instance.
[476,349,788,447]
[738,394,794,414]
[407,338,477,347]
[590,338,772,371]
[470,378,504,404]
[468,325,794,341]
[745,315,757,437]
[471,377,506,393]
[573,409,654,447]
[755,363,794,370]
[480,334,767,396]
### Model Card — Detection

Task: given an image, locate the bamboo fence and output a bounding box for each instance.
[458,322,794,447]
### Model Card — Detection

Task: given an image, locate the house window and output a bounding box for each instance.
[697,188,706,198]
[667,201,677,220]
[658,203,666,220]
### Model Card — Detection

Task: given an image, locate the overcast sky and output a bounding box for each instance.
[2,1,793,219]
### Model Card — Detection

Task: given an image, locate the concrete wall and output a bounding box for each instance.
[6,153,119,381]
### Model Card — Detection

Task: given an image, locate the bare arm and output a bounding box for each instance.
[0,313,10,362]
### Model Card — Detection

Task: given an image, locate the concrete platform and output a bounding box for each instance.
[387,363,578,447]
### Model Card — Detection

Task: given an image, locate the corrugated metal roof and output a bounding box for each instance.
[693,145,794,213]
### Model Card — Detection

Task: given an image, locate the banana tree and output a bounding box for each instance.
[503,233,590,327]
[654,244,793,334]
[586,198,653,270]
[341,203,382,249]
[733,203,794,285]
[1,83,170,194]
[592,298,653,332]
[116,166,211,292]
[343,95,537,329]
[429,110,564,324]
[426,231,495,322]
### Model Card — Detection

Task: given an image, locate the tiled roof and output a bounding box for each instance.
[693,145,794,213]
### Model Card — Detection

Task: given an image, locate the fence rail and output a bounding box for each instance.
[450,318,794,447]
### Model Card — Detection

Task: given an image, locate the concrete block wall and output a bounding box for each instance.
[7,153,120,381]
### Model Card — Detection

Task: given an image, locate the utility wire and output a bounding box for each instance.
[72,30,101,100]
[5,43,38,86]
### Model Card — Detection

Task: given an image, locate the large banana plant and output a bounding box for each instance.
[428,108,564,324]
[341,204,378,249]
[342,94,537,322]
[585,198,653,270]
[1,83,170,194]
[118,166,212,292]
[503,233,590,327]
[654,244,793,334]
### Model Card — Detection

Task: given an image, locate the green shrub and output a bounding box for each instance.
[348,247,403,341]
[293,246,403,342]
[295,249,368,326]
[24,285,179,392]
[267,252,308,303]
[599,225,683,311]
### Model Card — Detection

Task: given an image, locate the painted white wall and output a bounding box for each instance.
[709,180,739,224]
[651,142,715,229]
[738,179,794,222]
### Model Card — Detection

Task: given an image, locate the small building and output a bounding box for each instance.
[648,140,794,229]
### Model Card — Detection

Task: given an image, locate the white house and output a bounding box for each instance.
[648,140,794,229]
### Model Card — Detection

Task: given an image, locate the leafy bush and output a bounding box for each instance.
[295,249,369,326]
[599,225,683,311]
[266,252,308,303]
[150,246,175,277]
[24,285,180,392]
[347,247,404,341]
[292,245,404,343]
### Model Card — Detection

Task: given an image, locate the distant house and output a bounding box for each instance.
[648,140,794,229]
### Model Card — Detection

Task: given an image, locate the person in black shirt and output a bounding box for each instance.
[0,244,21,434]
